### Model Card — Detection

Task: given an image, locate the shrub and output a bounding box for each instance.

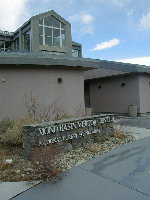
[114,124,130,139]
[0,126,22,145]
[29,145,65,182]
[24,92,68,122]
[24,92,84,122]
[0,118,36,146]
[0,117,14,135]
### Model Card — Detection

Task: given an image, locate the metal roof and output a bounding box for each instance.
[1,52,150,74]
[0,52,97,70]
[98,59,150,73]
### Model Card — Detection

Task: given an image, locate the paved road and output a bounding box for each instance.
[11,136,150,200]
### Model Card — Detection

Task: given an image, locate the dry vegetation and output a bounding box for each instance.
[0,117,66,182]
[0,93,134,182]
[0,117,134,182]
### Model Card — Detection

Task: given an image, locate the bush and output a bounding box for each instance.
[24,92,84,122]
[0,118,36,146]
[30,145,65,182]
[114,124,130,139]
[0,126,22,145]
[0,117,14,135]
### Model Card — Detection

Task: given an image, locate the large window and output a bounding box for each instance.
[39,16,66,48]
[23,29,31,51]
[14,38,19,51]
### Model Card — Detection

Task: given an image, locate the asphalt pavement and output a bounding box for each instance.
[11,136,150,200]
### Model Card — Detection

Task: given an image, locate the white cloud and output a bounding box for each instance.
[68,13,94,34]
[0,0,30,32]
[82,14,94,24]
[111,0,124,8]
[117,57,150,66]
[139,12,150,30]
[80,25,94,34]
[91,38,120,51]
[68,13,94,24]
[127,9,134,16]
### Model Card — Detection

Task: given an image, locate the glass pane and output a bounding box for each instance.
[39,26,43,35]
[61,30,65,47]
[6,42,12,51]
[26,29,31,35]
[61,30,65,39]
[53,28,60,38]
[62,39,65,47]
[14,39,19,50]
[39,18,43,25]
[53,17,60,28]
[61,23,65,29]
[39,35,43,45]
[72,49,79,57]
[23,29,31,51]
[53,38,60,47]
[44,16,53,26]
[0,41,4,48]
[45,36,52,46]
[45,27,52,37]
[53,28,60,47]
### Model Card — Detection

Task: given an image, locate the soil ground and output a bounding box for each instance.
[0,132,134,182]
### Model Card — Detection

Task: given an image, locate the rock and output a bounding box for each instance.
[5,159,13,164]
[0,159,13,170]
[63,143,73,153]
[15,170,21,174]
[24,168,34,172]
[21,174,25,177]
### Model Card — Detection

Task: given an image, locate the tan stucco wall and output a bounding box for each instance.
[88,74,140,114]
[0,65,85,119]
[139,74,150,113]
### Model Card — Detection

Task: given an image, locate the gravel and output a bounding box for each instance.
[59,134,134,170]
[0,133,134,181]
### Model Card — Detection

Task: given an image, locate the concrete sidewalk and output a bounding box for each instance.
[115,116,150,140]
[11,137,150,200]
[0,181,41,200]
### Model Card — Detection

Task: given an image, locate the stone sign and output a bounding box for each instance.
[23,115,114,158]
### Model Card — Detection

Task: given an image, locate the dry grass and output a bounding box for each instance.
[0,117,37,146]
[114,123,131,139]
[29,145,65,182]
[0,143,66,182]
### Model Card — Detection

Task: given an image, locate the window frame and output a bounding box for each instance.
[39,16,66,48]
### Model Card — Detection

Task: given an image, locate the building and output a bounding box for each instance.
[84,60,150,114]
[0,10,150,119]
[0,10,85,119]
[0,10,82,57]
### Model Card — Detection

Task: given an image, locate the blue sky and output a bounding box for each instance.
[1,0,150,65]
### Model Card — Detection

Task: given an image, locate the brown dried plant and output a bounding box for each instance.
[24,92,70,122]
[114,122,131,139]
[29,145,65,182]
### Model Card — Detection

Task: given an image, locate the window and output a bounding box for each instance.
[0,41,5,51]
[0,41,12,51]
[39,16,66,48]
[72,49,80,57]
[14,38,19,51]
[42,51,65,55]
[23,29,31,51]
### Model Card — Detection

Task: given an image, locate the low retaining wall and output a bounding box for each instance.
[23,115,114,158]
